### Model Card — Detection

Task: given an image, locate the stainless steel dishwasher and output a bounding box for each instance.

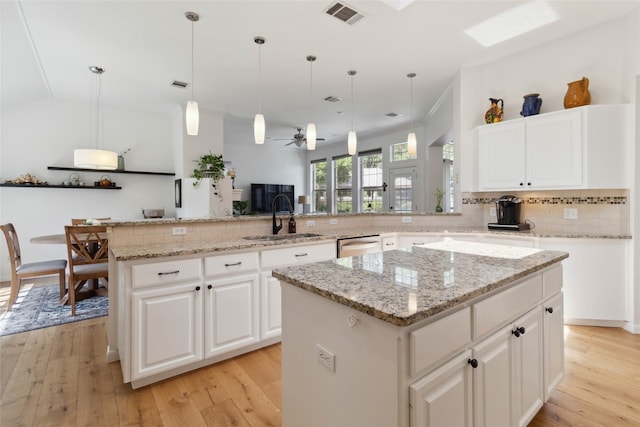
[336,235,382,258]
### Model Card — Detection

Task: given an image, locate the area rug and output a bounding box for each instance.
[0,284,108,336]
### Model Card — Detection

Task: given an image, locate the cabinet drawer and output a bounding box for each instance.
[473,274,542,339]
[410,307,471,377]
[543,264,563,297]
[132,258,202,289]
[382,235,397,251]
[205,252,258,277]
[261,242,335,269]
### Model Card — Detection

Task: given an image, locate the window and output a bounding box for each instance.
[391,141,417,161]
[333,155,352,213]
[359,150,383,212]
[311,159,327,212]
[389,167,415,212]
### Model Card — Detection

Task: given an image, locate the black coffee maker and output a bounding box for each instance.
[488,195,530,231]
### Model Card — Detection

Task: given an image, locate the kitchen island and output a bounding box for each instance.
[273,239,568,427]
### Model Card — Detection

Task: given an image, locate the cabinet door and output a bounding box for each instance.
[410,351,473,427]
[478,121,526,190]
[543,292,564,400]
[511,308,544,427]
[260,271,282,340]
[204,273,259,357]
[526,109,582,188]
[472,326,512,427]
[132,282,203,380]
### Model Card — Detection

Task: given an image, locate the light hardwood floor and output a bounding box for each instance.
[1,280,639,426]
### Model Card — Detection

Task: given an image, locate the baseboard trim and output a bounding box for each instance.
[564,318,626,328]
[623,322,640,334]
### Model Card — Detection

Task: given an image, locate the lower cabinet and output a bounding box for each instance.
[543,292,564,399]
[132,281,203,380]
[410,351,473,427]
[260,271,282,340]
[204,273,259,357]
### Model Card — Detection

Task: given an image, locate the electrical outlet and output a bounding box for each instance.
[489,207,497,217]
[402,216,412,224]
[329,219,338,225]
[172,227,187,235]
[564,208,578,220]
[316,344,335,372]
[307,220,316,227]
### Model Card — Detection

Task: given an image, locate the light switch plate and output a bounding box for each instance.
[172,227,187,235]
[564,208,578,220]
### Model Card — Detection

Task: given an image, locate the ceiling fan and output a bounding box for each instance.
[277,128,325,147]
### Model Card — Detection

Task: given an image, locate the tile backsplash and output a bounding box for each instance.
[463,189,630,236]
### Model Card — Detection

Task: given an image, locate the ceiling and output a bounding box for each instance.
[2,0,638,148]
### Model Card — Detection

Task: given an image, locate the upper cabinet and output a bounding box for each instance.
[477,105,631,191]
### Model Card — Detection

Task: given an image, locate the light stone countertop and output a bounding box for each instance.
[272,240,569,327]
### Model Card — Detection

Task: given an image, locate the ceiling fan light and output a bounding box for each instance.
[306,123,317,150]
[407,132,417,157]
[186,100,199,135]
[74,149,118,170]
[348,130,357,155]
[254,113,265,144]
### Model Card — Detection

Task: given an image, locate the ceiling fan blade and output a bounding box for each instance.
[317,138,326,141]
[284,141,296,146]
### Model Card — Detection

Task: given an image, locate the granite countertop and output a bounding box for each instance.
[272,240,569,327]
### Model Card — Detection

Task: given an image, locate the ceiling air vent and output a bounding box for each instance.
[324,95,342,103]
[325,2,364,25]
[171,80,189,89]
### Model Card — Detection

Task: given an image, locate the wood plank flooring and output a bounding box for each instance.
[1,281,639,426]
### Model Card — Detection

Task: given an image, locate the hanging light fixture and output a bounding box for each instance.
[347,70,357,156]
[306,55,317,150]
[254,36,266,144]
[407,72,417,157]
[74,66,118,170]
[185,11,200,136]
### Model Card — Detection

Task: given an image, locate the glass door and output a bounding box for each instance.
[389,167,416,212]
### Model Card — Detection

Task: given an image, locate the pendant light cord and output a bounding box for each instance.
[408,72,416,132]
[97,71,102,149]
[191,19,194,101]
[257,41,262,113]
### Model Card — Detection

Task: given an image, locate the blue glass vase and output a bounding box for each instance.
[520,93,542,117]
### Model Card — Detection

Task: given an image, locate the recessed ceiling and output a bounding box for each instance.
[2,0,638,147]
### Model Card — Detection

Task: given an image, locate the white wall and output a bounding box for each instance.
[0,98,175,280]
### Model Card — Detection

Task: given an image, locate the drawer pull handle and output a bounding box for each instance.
[512,326,526,337]
[468,358,478,368]
[385,242,394,246]
[195,286,201,291]
[208,284,213,290]
[295,253,308,258]
[158,270,180,276]
[545,307,554,314]
[224,262,242,267]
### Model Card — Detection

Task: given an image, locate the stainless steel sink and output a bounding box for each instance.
[243,232,323,241]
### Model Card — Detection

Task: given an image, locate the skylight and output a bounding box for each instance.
[465,1,559,47]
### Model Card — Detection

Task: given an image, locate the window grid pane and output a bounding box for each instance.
[391,142,416,161]
[334,157,352,213]
[311,161,327,212]
[393,175,413,212]
[359,152,383,212]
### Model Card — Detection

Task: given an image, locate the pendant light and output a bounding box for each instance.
[347,70,357,156]
[306,55,317,150]
[407,72,417,157]
[254,36,266,144]
[74,66,118,170]
[185,11,200,136]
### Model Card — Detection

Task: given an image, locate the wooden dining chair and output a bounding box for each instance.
[1,223,67,311]
[64,225,109,316]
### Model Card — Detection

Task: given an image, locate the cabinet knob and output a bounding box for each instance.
[468,358,478,368]
[195,286,201,291]
[527,182,532,186]
[207,284,213,290]
[519,182,524,186]
[545,307,554,314]
[512,326,526,337]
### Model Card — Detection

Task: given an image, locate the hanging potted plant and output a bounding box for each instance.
[191,152,225,196]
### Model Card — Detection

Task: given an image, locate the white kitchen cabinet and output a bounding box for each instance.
[132,281,203,380]
[478,105,630,191]
[397,234,444,249]
[204,273,259,357]
[410,350,473,427]
[510,307,544,427]
[381,233,398,251]
[542,292,564,400]
[538,238,629,324]
[260,271,282,340]
[471,325,512,427]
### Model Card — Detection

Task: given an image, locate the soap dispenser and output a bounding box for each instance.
[288,215,296,233]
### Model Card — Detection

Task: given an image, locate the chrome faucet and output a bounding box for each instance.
[272,193,294,234]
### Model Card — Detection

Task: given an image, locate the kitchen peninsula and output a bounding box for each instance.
[273,240,568,427]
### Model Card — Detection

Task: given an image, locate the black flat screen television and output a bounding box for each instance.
[251,183,295,213]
